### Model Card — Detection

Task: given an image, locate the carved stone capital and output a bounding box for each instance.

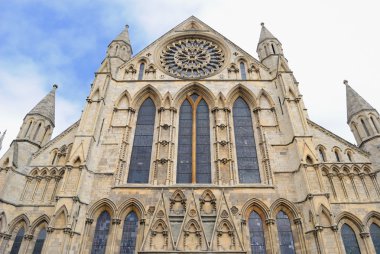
[315,225,323,232]
[24,234,33,240]
[63,227,72,234]
[265,219,275,225]
[112,218,121,225]
[331,225,339,232]
[360,232,370,238]
[294,218,302,225]
[47,227,54,233]
[2,233,11,240]
[86,218,94,225]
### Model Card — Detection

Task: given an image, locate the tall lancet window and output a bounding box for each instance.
[276,211,295,254]
[370,223,380,253]
[128,98,156,183]
[361,119,370,137]
[177,93,211,183]
[240,62,247,80]
[91,211,111,254]
[138,63,145,80]
[10,227,25,254]
[233,97,260,183]
[120,212,139,253]
[341,224,360,254]
[248,211,266,254]
[32,228,47,254]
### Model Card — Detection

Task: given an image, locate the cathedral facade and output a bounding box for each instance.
[1,16,380,254]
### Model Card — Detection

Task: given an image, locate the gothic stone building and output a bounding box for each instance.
[1,16,380,254]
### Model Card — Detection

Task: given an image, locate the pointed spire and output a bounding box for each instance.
[27,84,57,126]
[114,24,131,46]
[258,22,278,43]
[344,80,375,122]
[0,130,6,151]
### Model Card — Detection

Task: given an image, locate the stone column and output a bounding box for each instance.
[360,232,373,254]
[78,218,93,254]
[331,225,343,254]
[369,173,380,197]
[265,218,277,254]
[21,234,33,254]
[348,173,360,200]
[109,218,121,254]
[337,173,348,200]
[359,173,371,199]
[327,173,337,200]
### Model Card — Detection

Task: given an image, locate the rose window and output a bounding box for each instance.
[160,38,225,79]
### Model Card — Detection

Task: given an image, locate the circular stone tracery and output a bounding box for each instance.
[160,38,225,79]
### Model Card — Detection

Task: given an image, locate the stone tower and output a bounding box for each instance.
[1,16,380,254]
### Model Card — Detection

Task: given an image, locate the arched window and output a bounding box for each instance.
[319,148,326,162]
[128,98,156,183]
[248,211,266,254]
[233,97,260,183]
[25,121,32,138]
[138,63,145,80]
[347,151,353,162]
[120,212,139,253]
[33,123,41,141]
[240,62,247,80]
[335,150,341,162]
[341,224,360,254]
[371,117,379,133]
[177,93,211,183]
[276,211,295,254]
[91,211,111,254]
[370,223,380,253]
[361,119,370,137]
[32,228,47,254]
[271,44,276,54]
[10,227,25,254]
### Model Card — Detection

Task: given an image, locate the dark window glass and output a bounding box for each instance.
[341,224,361,254]
[361,119,370,137]
[196,99,211,183]
[138,63,145,80]
[371,117,379,133]
[91,211,111,254]
[276,211,295,254]
[347,152,352,162]
[248,211,266,254]
[370,223,380,254]
[128,98,155,183]
[32,228,47,254]
[177,99,193,183]
[233,97,260,183]
[120,212,139,254]
[10,227,25,254]
[319,149,326,162]
[335,151,340,162]
[240,62,247,80]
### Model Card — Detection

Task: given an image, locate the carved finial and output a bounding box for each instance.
[343,80,348,86]
[261,22,265,27]
[53,84,58,90]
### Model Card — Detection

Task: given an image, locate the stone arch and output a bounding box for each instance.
[0,211,7,232]
[116,198,146,220]
[169,189,187,214]
[288,88,297,99]
[199,190,217,214]
[52,205,68,228]
[162,91,173,108]
[30,214,50,234]
[90,88,100,101]
[173,82,216,108]
[226,84,257,109]
[216,92,226,108]
[87,198,117,219]
[30,168,39,176]
[269,198,300,220]
[241,198,270,221]
[335,211,364,231]
[131,84,162,109]
[363,166,371,173]
[257,89,275,108]
[151,219,168,232]
[364,211,380,230]
[114,90,132,108]
[8,214,30,233]
[184,219,201,232]
[318,204,333,226]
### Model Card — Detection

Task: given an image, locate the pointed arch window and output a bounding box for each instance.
[32,228,47,254]
[240,62,247,80]
[10,227,25,254]
[370,223,380,253]
[276,211,295,254]
[341,224,360,254]
[318,148,326,162]
[33,123,41,141]
[335,150,341,162]
[233,97,260,183]
[138,63,145,80]
[248,211,266,254]
[91,211,111,254]
[177,93,211,183]
[120,212,139,254]
[371,117,379,133]
[361,119,370,137]
[128,98,156,183]
[25,121,32,138]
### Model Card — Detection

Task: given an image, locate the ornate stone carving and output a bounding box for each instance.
[160,37,225,79]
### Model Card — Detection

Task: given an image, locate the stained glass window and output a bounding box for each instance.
[240,62,247,80]
[248,211,266,254]
[32,228,46,254]
[276,211,295,254]
[91,211,111,254]
[120,212,139,254]
[10,227,24,254]
[341,224,361,254]
[177,94,211,183]
[128,98,156,183]
[233,97,260,183]
[138,63,145,80]
[370,223,380,254]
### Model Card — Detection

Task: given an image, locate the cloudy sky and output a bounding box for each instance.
[1,0,380,156]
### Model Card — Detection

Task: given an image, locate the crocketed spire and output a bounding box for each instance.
[27,84,57,126]
[345,80,375,122]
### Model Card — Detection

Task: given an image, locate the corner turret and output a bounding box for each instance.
[107,25,132,61]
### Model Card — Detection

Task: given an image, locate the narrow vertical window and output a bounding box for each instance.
[347,152,352,162]
[335,151,341,162]
[138,63,145,80]
[177,94,211,183]
[91,211,111,254]
[240,62,247,80]
[10,227,25,254]
[361,119,370,137]
[32,228,47,254]
[25,121,32,138]
[233,97,260,183]
[128,98,156,183]
[341,224,361,254]
[33,123,41,141]
[248,211,266,254]
[370,223,380,254]
[319,148,326,162]
[371,117,379,133]
[120,212,139,254]
[271,44,276,54]
[276,211,295,254]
